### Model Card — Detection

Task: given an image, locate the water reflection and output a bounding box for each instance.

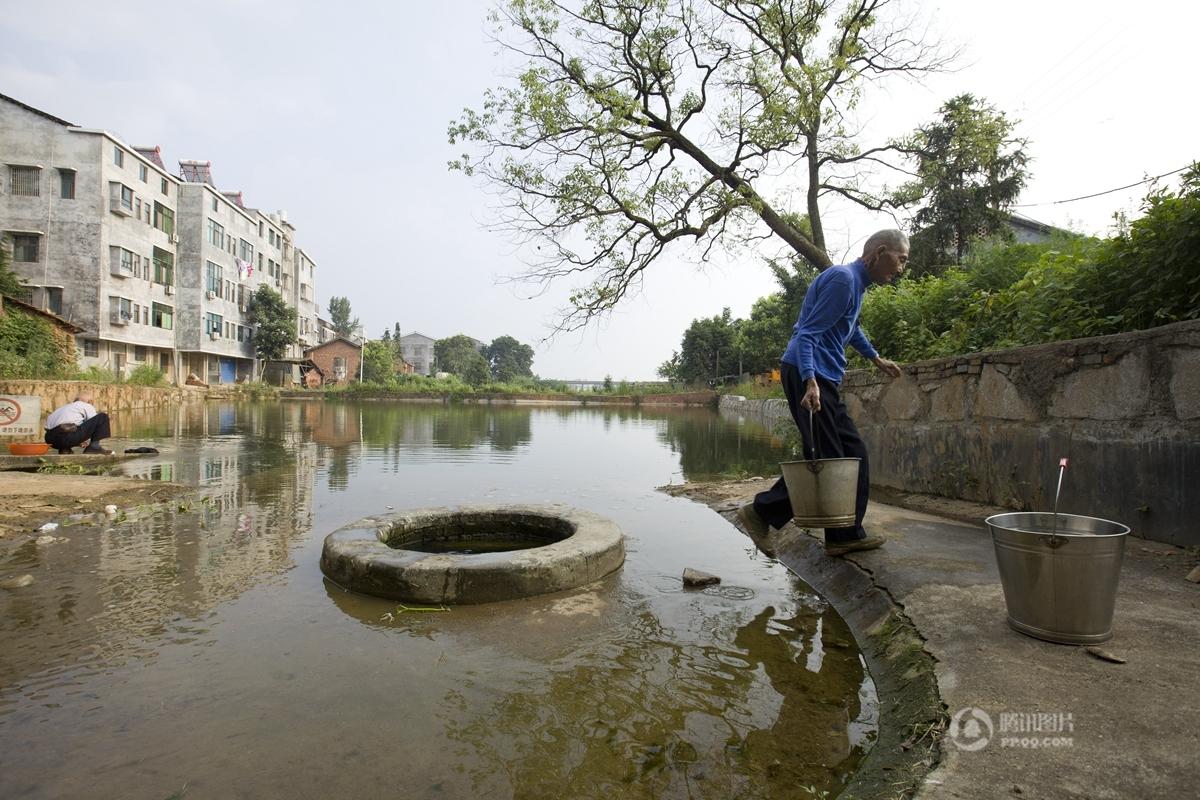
[0,400,869,800]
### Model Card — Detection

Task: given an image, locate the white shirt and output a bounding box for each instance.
[45,400,97,430]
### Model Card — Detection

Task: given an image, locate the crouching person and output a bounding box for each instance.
[43,391,114,455]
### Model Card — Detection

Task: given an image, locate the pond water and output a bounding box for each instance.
[0,401,876,799]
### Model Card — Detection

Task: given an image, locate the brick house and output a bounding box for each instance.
[0,294,84,369]
[303,337,361,385]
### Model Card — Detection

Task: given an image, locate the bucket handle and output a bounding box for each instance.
[1050,457,1068,545]
[806,409,823,473]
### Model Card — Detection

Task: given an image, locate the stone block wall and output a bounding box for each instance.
[723,320,1200,546]
[0,380,189,415]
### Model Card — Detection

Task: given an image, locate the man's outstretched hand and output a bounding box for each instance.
[873,357,902,378]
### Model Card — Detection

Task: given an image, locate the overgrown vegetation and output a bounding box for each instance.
[861,167,1200,361]
[324,374,692,399]
[663,167,1199,376]
[127,364,167,386]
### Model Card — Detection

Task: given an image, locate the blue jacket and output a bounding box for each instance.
[781,258,878,383]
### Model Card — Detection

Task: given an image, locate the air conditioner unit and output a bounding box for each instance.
[209,331,219,341]
[205,290,216,300]
[169,233,178,244]
[110,313,127,327]
[164,284,174,296]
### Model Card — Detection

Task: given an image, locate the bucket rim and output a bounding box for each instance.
[779,457,862,466]
[985,512,1130,538]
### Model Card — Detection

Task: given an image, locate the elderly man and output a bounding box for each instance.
[43,391,114,455]
[739,229,908,556]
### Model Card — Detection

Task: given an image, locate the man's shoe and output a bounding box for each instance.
[57,448,74,455]
[825,534,886,557]
[736,503,771,538]
[82,446,114,455]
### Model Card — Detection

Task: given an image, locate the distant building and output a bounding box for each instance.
[1005,213,1077,245]
[304,337,362,386]
[0,92,322,384]
[398,331,436,376]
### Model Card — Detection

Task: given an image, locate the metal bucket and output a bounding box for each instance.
[986,512,1129,645]
[780,457,860,528]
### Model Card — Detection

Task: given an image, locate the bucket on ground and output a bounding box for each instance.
[986,512,1129,645]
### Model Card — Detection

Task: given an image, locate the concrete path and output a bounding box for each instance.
[675,480,1200,799]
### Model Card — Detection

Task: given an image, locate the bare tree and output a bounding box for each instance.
[450,0,953,330]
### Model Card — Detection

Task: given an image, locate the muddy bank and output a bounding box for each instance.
[0,473,191,539]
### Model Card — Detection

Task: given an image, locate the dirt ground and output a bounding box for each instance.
[0,473,191,538]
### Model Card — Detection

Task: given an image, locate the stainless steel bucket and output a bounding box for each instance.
[985,512,1129,645]
[780,457,861,528]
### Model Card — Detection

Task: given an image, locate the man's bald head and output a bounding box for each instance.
[861,229,909,257]
[862,229,909,285]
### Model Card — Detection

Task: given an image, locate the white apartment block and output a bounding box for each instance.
[0,93,321,384]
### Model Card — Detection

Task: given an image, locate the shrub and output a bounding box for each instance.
[127,364,166,386]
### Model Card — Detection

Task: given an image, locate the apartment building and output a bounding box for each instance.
[0,93,322,384]
[0,94,182,380]
[398,332,436,376]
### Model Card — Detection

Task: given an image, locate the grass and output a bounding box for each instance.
[323,375,706,398]
[724,380,786,400]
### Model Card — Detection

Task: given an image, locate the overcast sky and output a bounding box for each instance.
[3,1,1196,379]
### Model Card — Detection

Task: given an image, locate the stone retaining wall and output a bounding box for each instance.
[0,380,268,414]
[722,320,1200,546]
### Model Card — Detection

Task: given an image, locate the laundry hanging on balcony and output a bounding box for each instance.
[236,258,253,280]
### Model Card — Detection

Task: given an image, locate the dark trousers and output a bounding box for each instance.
[44,413,111,452]
[752,364,869,543]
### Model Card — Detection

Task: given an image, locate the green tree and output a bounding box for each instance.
[327,296,359,337]
[485,335,535,381]
[659,308,740,385]
[435,335,491,386]
[362,340,396,384]
[893,94,1030,272]
[246,285,297,375]
[381,328,392,343]
[735,256,819,373]
[450,0,953,329]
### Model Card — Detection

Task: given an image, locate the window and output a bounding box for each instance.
[205,261,223,295]
[82,339,99,358]
[135,198,142,219]
[236,325,245,342]
[113,146,124,167]
[211,196,218,212]
[109,295,132,323]
[225,321,232,338]
[109,246,138,276]
[152,302,174,330]
[207,218,225,248]
[109,182,134,214]
[153,202,175,237]
[132,304,141,324]
[10,165,40,197]
[12,234,39,262]
[58,169,75,199]
[239,239,254,262]
[258,253,263,271]
[139,164,148,182]
[268,229,275,246]
[205,312,223,337]
[134,346,147,362]
[153,247,174,285]
[161,177,168,195]
[258,221,264,236]
[333,356,346,371]
[46,287,62,316]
